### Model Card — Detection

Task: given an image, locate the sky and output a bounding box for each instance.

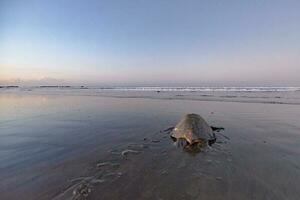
[0,0,300,86]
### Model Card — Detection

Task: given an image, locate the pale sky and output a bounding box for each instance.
[0,0,300,86]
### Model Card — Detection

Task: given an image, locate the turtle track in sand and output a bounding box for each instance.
[52,114,229,200]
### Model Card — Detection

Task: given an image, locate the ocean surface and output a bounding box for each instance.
[1,87,300,200]
[2,86,300,105]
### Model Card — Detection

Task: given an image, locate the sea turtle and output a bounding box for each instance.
[170,113,218,148]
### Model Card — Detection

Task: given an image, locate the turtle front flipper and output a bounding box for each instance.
[210,126,224,132]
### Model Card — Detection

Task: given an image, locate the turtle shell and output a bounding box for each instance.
[171,113,215,144]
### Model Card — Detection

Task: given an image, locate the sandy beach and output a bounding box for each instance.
[0,89,300,200]
[2,0,300,199]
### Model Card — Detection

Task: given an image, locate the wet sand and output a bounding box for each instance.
[1,92,300,200]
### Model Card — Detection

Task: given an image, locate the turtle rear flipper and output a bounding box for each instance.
[208,138,216,146]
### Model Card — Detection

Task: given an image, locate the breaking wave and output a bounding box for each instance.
[96,87,300,92]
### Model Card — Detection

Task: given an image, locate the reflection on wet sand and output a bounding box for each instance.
[1,92,300,200]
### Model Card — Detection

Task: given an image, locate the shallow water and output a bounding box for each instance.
[1,91,300,200]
